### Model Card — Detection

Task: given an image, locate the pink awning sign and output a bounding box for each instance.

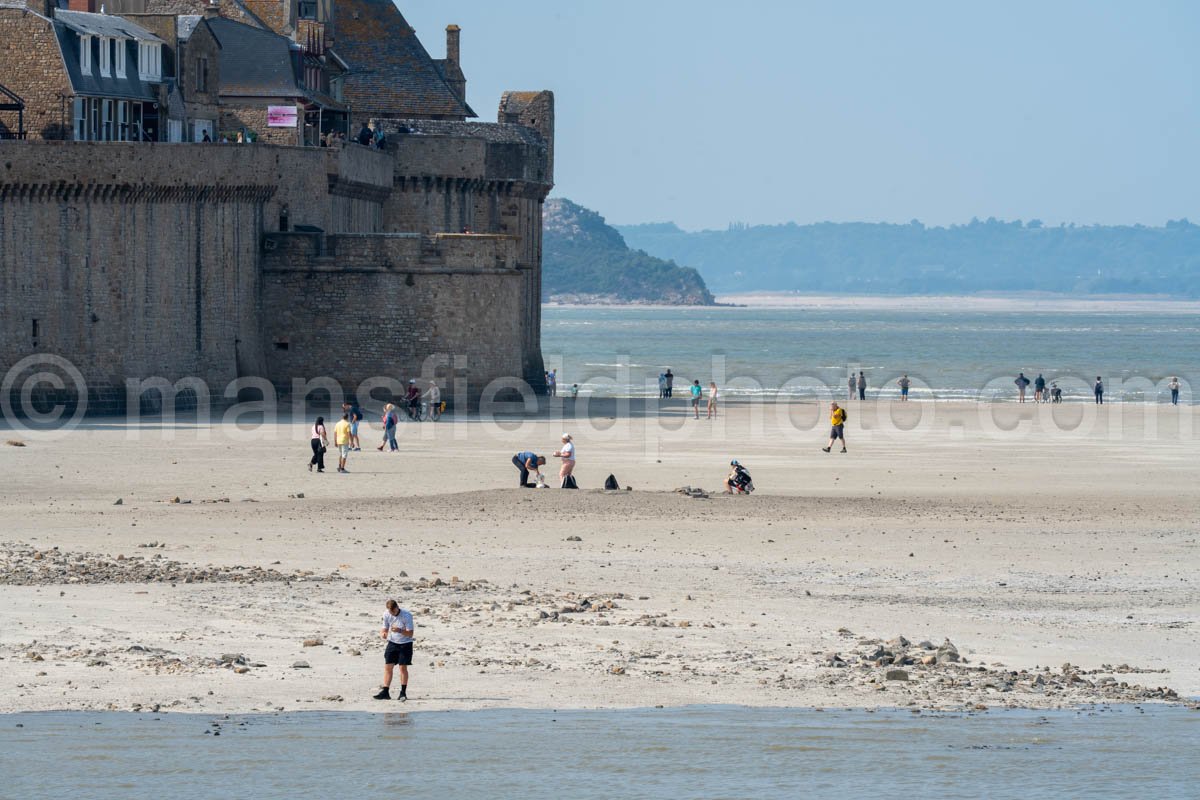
[267,106,298,127]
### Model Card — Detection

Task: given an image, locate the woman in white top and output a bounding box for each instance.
[553,433,576,482]
[707,382,719,418]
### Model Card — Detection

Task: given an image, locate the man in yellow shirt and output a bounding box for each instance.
[333,413,353,473]
[822,402,848,454]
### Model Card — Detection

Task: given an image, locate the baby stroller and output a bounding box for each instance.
[729,460,754,494]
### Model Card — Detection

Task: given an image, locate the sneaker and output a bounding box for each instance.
[822,447,831,453]
[397,693,407,702]
[372,688,390,700]
[840,449,847,453]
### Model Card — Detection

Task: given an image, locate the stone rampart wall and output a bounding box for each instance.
[262,231,518,271]
[0,130,544,415]
[261,267,528,403]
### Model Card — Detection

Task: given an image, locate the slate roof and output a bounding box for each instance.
[333,0,474,119]
[56,9,164,42]
[54,15,162,102]
[206,16,345,110]
[206,16,301,97]
[177,14,201,41]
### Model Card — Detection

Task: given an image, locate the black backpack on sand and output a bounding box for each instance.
[603,474,619,491]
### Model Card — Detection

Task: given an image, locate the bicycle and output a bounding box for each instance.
[421,400,444,421]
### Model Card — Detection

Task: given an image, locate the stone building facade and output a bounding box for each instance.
[0,7,554,415]
[120,10,223,141]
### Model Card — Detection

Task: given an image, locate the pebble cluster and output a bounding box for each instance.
[815,632,1180,705]
[0,546,335,586]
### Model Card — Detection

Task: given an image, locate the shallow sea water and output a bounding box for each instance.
[3,706,1197,799]
[541,306,1199,401]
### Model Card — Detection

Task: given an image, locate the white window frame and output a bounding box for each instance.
[88,98,100,140]
[99,36,111,77]
[114,39,126,79]
[73,98,86,140]
[80,35,91,76]
[138,41,161,81]
[191,120,213,142]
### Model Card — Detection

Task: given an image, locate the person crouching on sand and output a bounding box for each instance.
[823,402,847,453]
[513,450,546,487]
[553,433,576,486]
[374,599,414,701]
[724,460,753,494]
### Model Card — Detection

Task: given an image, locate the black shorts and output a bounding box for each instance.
[830,424,844,439]
[384,641,413,665]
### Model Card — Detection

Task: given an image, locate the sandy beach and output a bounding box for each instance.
[1,398,1196,714]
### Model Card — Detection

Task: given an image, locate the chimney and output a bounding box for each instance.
[67,0,98,12]
[443,24,466,102]
[445,24,460,68]
[203,1,219,19]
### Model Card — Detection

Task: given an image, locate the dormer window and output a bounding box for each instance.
[114,39,126,78]
[99,36,111,77]
[80,34,91,75]
[138,41,161,81]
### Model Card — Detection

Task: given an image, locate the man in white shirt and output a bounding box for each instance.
[374,599,415,701]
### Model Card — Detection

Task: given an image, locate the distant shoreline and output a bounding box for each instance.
[543,293,1200,312]
[713,292,1200,313]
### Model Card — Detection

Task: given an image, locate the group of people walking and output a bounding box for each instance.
[1013,373,1066,403]
[656,369,720,419]
[307,384,442,473]
[542,370,580,398]
[1015,372,1182,405]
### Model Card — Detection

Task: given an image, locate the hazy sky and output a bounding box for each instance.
[403,1,1199,230]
